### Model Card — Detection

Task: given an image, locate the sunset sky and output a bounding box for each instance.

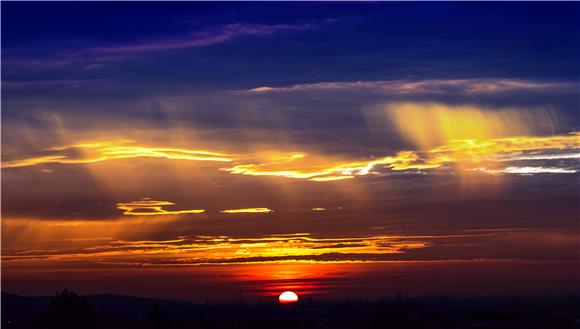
[2,3,579,301]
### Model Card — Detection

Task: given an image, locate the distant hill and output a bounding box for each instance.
[2,292,52,318]
[2,291,196,317]
[3,291,580,329]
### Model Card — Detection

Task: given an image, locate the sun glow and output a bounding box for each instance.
[279,291,299,303]
[382,103,556,150]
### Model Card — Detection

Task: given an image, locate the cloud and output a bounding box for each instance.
[221,150,443,182]
[472,166,577,175]
[428,134,579,163]
[6,227,576,266]
[220,208,273,214]
[247,79,576,95]
[221,133,579,180]
[2,101,578,186]
[91,23,314,54]
[1,140,233,169]
[116,199,205,216]
[4,22,319,70]
[2,54,133,71]
[3,132,578,182]
[1,232,432,265]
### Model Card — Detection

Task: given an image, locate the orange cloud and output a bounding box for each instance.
[1,140,233,169]
[2,116,577,182]
[220,208,273,214]
[220,133,578,181]
[1,230,434,265]
[221,150,442,181]
[116,199,205,216]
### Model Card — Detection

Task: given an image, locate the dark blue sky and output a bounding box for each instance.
[3,2,579,133]
[3,2,580,87]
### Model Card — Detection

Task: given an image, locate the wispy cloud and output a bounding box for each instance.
[1,232,432,265]
[246,79,576,95]
[472,166,577,175]
[1,140,233,169]
[221,208,273,214]
[116,199,205,216]
[4,22,319,70]
[3,217,577,266]
[2,54,133,71]
[3,132,578,181]
[7,228,574,265]
[221,133,579,181]
[221,150,442,181]
[91,23,313,54]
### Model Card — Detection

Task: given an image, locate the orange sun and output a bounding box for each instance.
[278,291,299,304]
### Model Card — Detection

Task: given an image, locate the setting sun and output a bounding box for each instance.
[279,291,299,304]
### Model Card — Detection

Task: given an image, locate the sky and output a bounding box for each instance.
[2,2,579,301]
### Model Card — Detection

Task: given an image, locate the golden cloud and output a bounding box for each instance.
[116,199,205,216]
[220,133,578,180]
[1,230,434,265]
[220,208,273,214]
[221,150,442,181]
[1,140,233,169]
[2,105,578,183]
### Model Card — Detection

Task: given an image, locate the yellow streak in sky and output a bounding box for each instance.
[1,227,434,265]
[384,103,554,150]
[1,140,232,168]
[222,151,442,181]
[5,134,575,182]
[430,134,579,161]
[220,208,273,214]
[222,133,578,180]
[309,176,354,182]
[2,114,578,183]
[116,199,205,216]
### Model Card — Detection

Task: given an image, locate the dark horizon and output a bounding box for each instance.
[4,290,580,329]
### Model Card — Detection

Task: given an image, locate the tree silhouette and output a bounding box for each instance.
[149,303,173,329]
[48,289,98,329]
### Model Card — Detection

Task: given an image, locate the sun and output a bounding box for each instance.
[278,291,299,304]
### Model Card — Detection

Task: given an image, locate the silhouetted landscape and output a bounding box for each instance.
[3,290,580,329]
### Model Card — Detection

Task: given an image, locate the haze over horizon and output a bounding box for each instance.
[2,2,579,302]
